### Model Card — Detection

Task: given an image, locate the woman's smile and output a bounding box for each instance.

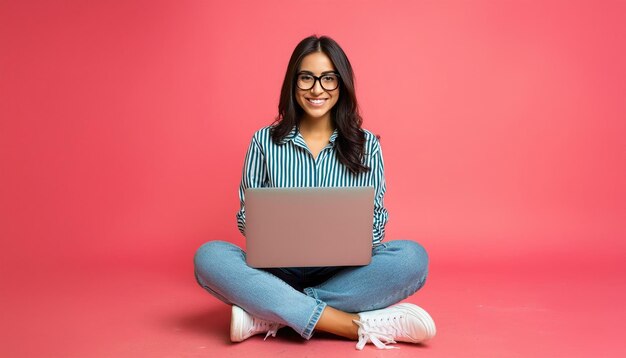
[305,97,329,106]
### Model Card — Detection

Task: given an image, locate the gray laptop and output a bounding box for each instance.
[244,186,375,268]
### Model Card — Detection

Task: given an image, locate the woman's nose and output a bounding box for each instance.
[310,79,325,95]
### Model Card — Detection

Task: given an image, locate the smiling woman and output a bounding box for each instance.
[193,35,435,350]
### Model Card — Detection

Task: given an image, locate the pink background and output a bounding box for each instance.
[2,0,624,270]
[1,0,625,357]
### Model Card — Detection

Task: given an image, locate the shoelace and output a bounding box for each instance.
[263,322,281,341]
[353,317,404,350]
[253,319,282,341]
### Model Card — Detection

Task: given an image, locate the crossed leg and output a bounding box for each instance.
[194,240,429,340]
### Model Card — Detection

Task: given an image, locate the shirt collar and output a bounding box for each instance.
[328,130,338,144]
[281,126,339,147]
[280,126,298,144]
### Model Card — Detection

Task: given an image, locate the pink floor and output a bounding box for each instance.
[2,257,624,357]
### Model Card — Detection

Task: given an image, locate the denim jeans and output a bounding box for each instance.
[193,240,429,340]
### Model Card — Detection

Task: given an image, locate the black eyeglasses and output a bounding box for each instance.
[296,72,341,91]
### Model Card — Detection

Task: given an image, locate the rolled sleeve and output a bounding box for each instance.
[370,140,389,245]
[236,134,267,236]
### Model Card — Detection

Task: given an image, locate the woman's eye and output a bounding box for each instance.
[299,75,313,81]
[322,75,336,82]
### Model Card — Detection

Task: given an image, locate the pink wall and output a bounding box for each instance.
[1,0,624,271]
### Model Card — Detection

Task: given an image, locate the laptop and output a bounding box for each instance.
[244,186,375,268]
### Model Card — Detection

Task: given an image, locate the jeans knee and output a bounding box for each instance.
[394,240,430,286]
[194,240,239,279]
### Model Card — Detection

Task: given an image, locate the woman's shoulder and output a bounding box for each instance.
[361,128,382,156]
[362,128,379,142]
[248,125,276,147]
[251,125,273,139]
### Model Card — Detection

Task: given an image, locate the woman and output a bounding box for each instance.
[194,35,436,350]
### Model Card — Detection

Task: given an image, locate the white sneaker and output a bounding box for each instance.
[353,303,436,350]
[230,305,284,342]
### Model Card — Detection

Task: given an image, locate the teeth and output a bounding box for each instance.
[308,99,326,104]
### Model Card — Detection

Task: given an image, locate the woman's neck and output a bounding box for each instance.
[299,116,334,135]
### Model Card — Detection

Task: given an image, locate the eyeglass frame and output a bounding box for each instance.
[295,71,341,91]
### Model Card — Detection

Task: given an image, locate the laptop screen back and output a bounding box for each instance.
[245,187,375,268]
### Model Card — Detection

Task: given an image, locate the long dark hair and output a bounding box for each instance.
[271,35,369,175]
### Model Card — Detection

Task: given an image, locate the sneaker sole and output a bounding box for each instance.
[394,303,437,342]
[230,305,246,342]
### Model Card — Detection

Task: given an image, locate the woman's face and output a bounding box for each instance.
[295,52,340,123]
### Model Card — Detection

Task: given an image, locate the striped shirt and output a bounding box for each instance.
[236,125,389,245]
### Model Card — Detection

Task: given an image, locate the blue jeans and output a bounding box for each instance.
[194,240,429,340]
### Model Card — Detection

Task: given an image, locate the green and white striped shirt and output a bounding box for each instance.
[237,125,389,245]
